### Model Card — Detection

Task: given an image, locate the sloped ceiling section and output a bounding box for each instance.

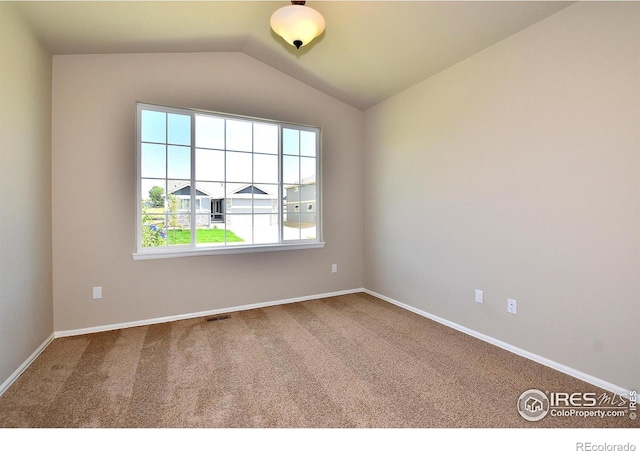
[14,1,573,110]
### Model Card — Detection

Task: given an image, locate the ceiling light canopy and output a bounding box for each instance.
[270,1,326,49]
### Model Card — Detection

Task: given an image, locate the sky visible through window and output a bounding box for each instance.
[141,111,316,188]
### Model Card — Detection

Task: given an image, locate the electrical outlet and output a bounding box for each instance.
[331,264,338,273]
[507,298,517,314]
[92,286,102,300]
[475,289,483,304]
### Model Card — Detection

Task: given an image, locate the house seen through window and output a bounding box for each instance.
[136,103,321,257]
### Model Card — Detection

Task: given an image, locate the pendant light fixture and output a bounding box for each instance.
[270,1,326,49]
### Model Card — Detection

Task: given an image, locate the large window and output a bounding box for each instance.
[135,103,322,259]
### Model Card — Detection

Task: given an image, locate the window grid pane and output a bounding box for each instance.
[138,103,320,252]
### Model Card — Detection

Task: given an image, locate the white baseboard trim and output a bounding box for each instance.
[54,288,364,339]
[364,288,631,396]
[0,333,55,397]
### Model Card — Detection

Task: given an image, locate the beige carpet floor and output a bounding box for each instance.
[0,293,634,428]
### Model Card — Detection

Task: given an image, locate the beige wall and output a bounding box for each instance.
[52,52,363,331]
[0,4,53,384]
[363,2,639,390]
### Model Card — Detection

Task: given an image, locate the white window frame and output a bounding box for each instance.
[134,102,324,260]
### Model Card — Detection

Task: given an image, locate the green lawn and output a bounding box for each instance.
[167,228,244,245]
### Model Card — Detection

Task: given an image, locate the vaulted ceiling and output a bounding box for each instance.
[13,1,574,110]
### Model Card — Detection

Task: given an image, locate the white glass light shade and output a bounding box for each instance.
[270,4,326,49]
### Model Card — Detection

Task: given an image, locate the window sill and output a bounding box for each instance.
[132,242,325,260]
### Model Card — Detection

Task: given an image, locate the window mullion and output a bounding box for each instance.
[298,131,303,236]
[223,119,227,246]
[278,125,283,244]
[251,123,255,245]
[190,112,196,248]
[165,113,170,248]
